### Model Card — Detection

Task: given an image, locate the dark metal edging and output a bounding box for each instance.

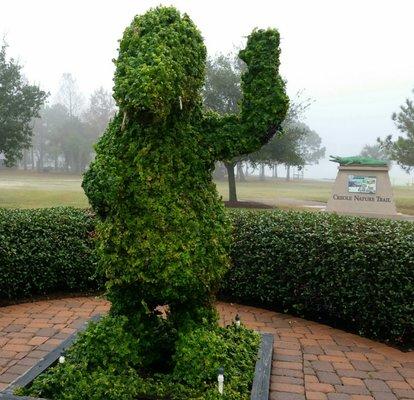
[0,318,274,400]
[251,333,274,400]
[0,314,102,400]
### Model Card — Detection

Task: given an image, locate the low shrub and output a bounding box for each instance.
[18,316,259,400]
[223,210,414,346]
[0,207,101,301]
[173,324,259,394]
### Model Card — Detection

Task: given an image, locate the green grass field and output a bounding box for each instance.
[0,170,89,209]
[1,170,413,215]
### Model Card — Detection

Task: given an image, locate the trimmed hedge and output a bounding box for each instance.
[0,207,100,301]
[1,207,413,346]
[223,210,414,346]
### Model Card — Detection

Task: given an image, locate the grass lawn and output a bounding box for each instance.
[1,169,413,215]
[215,179,332,203]
[0,170,89,209]
[217,179,414,215]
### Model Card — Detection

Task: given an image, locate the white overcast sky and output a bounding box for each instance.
[1,0,414,182]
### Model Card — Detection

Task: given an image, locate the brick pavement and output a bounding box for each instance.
[217,303,414,400]
[0,297,110,391]
[0,297,413,400]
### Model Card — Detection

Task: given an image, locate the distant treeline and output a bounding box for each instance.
[19,73,116,173]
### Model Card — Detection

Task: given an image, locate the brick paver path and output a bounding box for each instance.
[1,297,413,400]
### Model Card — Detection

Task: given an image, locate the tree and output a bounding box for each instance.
[0,43,47,166]
[250,120,305,180]
[55,73,83,117]
[31,115,47,171]
[204,54,314,192]
[80,87,116,169]
[360,143,389,163]
[51,75,105,172]
[250,104,317,180]
[33,102,92,172]
[203,53,244,201]
[83,87,116,141]
[203,54,243,114]
[379,89,414,172]
[38,103,69,170]
[30,86,114,173]
[299,124,326,165]
[59,116,90,172]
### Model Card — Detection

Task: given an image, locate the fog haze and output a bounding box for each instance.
[2,0,413,183]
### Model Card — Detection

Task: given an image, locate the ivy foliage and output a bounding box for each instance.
[20,5,289,396]
[203,29,289,161]
[19,317,259,400]
[113,8,206,122]
[82,8,231,333]
[81,3,287,367]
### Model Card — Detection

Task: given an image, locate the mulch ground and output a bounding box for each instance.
[0,297,413,400]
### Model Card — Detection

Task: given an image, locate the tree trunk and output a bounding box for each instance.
[37,128,44,172]
[236,162,246,182]
[286,165,291,181]
[37,146,44,172]
[75,157,81,173]
[31,147,35,170]
[260,164,265,181]
[244,163,249,177]
[23,150,28,170]
[225,161,237,202]
[54,154,58,170]
[64,153,70,172]
[273,164,278,178]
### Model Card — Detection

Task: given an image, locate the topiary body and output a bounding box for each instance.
[82,6,288,364]
[79,2,288,380]
[83,8,229,331]
[20,7,288,397]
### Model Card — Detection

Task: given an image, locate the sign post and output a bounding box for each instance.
[326,156,397,216]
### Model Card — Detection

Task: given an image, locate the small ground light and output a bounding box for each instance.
[235,314,241,327]
[217,367,224,394]
[58,355,65,364]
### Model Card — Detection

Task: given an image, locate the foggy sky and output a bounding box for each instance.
[2,0,414,183]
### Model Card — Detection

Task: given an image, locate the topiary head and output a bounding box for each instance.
[113,6,206,122]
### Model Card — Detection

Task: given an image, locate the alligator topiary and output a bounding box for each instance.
[329,155,388,166]
[19,7,289,399]
[82,6,289,339]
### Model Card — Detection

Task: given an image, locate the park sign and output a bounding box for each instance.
[326,156,397,216]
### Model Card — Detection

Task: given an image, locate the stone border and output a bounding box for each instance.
[0,321,273,400]
[251,333,274,400]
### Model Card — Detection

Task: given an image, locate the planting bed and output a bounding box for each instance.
[0,315,273,400]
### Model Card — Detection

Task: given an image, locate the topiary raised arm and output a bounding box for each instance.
[202,29,289,161]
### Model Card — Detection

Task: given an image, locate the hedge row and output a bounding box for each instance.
[0,207,413,345]
[0,207,101,301]
[224,210,414,346]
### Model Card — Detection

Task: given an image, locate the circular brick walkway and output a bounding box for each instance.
[0,297,413,399]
